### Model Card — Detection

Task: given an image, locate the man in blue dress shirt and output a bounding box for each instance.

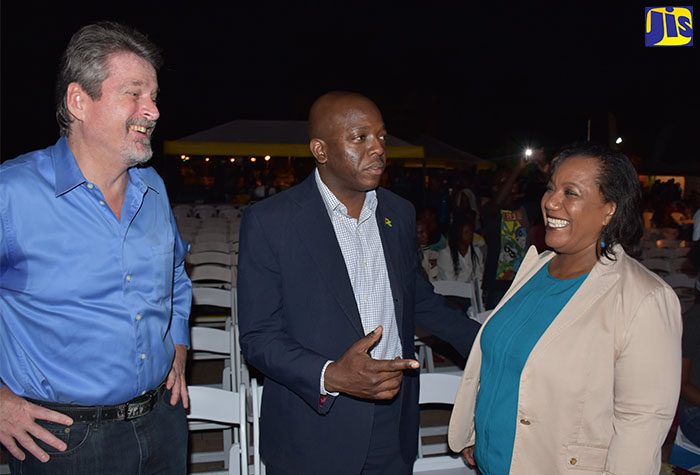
[0,22,192,474]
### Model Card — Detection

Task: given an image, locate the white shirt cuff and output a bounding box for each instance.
[320,360,340,397]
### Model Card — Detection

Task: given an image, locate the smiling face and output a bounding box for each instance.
[541,156,616,259]
[310,94,387,203]
[76,51,160,167]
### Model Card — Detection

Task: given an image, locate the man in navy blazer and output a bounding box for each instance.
[237,91,479,474]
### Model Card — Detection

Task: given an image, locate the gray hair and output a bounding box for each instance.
[55,21,162,136]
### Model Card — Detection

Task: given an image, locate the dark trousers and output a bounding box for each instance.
[361,397,412,475]
[266,396,412,475]
[9,388,187,475]
[681,405,700,447]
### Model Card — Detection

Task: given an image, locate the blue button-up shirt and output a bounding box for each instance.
[0,137,191,405]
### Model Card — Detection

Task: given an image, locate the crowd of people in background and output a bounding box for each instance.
[176,154,700,312]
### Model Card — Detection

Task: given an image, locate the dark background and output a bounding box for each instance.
[1,1,698,172]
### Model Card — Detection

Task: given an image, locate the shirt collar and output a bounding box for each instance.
[52,136,159,197]
[53,137,87,197]
[314,168,377,220]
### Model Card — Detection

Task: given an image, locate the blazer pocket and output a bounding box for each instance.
[564,444,608,471]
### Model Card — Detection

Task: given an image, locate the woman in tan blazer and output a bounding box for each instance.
[448,144,682,474]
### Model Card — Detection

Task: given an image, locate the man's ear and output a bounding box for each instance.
[66,83,88,122]
[310,138,327,164]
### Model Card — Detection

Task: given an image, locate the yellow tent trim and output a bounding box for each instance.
[164,141,424,159]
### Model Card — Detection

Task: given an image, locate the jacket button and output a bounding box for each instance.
[519,419,530,425]
[569,458,577,465]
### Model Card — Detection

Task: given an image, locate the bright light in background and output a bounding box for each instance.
[229,157,236,163]
[180,155,186,159]
[204,157,210,162]
[250,157,257,163]
[525,148,533,157]
[264,155,271,161]
[615,137,623,144]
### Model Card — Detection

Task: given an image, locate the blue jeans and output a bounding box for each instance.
[10,388,187,475]
[680,405,700,448]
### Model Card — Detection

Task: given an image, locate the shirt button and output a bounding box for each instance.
[86,183,94,189]
[519,419,531,425]
[135,313,142,321]
[569,458,577,465]
[98,200,105,206]
[126,274,132,282]
[140,353,147,360]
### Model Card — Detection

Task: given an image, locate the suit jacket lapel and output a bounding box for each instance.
[376,192,405,336]
[528,255,620,361]
[291,175,365,337]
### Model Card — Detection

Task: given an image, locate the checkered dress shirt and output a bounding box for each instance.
[315,169,402,360]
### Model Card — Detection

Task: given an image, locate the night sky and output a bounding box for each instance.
[2,2,698,172]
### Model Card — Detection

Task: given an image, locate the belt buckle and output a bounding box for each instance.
[124,391,155,420]
[125,401,148,420]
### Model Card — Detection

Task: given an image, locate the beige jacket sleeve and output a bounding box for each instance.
[605,286,682,475]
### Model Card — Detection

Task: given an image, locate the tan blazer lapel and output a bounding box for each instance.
[527,252,621,363]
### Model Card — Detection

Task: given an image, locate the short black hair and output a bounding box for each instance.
[551,143,643,260]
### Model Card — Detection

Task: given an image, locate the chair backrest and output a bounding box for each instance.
[191,326,234,355]
[190,241,238,255]
[432,280,473,298]
[192,286,235,311]
[415,373,475,473]
[419,373,461,405]
[187,385,248,475]
[432,280,484,313]
[190,264,236,288]
[188,251,236,267]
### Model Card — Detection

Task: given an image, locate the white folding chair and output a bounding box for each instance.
[190,326,237,385]
[187,385,248,475]
[189,325,239,469]
[191,287,249,387]
[473,309,492,325]
[420,281,482,374]
[188,251,237,268]
[415,373,475,474]
[250,379,266,475]
[432,281,484,314]
[190,241,238,255]
[190,264,236,289]
[191,286,236,328]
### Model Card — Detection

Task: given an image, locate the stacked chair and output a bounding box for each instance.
[175,203,253,473]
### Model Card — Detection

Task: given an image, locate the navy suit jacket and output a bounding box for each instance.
[237,173,479,474]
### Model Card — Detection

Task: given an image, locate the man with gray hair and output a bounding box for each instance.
[0,21,191,474]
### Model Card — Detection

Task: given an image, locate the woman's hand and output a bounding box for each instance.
[462,446,475,466]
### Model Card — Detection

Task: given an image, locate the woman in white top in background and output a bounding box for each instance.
[437,212,484,283]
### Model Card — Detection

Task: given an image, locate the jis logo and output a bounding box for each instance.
[645,6,693,47]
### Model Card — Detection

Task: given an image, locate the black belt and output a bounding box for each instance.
[29,382,167,423]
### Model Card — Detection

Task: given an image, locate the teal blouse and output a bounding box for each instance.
[474,262,588,475]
